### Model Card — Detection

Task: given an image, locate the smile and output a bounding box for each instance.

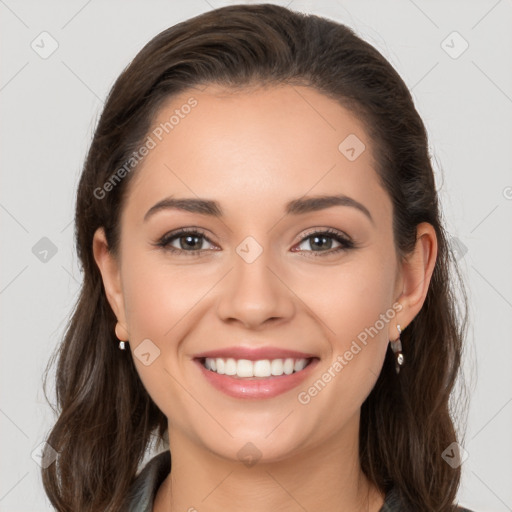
[201,357,311,378]
[194,356,320,399]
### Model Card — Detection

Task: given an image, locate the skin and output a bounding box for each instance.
[93,84,437,512]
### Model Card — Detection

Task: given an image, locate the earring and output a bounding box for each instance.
[115,322,129,351]
[390,324,404,374]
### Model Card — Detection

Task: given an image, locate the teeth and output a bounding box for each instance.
[270,359,283,376]
[294,359,307,372]
[253,359,271,377]
[237,359,254,378]
[224,358,237,375]
[203,357,310,378]
[283,358,294,375]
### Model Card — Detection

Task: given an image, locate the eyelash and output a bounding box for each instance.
[154,227,355,258]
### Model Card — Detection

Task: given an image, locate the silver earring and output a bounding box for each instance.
[118,341,128,350]
[390,324,404,374]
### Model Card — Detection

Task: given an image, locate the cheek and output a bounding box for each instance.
[119,251,220,395]
[295,252,396,349]
[296,251,396,399]
[335,267,395,345]
[121,251,212,339]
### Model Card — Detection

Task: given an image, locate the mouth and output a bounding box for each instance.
[196,356,316,379]
[193,356,320,399]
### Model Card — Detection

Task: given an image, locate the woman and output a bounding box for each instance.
[42,4,473,511]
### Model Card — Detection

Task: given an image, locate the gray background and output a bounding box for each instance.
[1,0,511,510]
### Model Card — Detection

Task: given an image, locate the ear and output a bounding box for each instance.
[92,227,129,340]
[395,222,438,330]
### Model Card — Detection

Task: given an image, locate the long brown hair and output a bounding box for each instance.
[42,4,469,511]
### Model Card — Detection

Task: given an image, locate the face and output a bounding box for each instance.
[96,84,407,464]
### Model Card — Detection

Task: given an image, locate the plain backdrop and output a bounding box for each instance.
[1,1,511,510]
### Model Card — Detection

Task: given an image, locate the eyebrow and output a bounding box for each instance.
[143,194,374,224]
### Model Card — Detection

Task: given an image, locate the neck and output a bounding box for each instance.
[153,418,385,512]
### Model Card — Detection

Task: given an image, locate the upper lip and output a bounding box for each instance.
[193,346,318,361]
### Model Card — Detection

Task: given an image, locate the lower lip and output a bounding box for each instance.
[194,358,319,399]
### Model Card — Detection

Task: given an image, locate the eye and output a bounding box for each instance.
[292,228,354,257]
[155,228,217,256]
[154,227,355,257]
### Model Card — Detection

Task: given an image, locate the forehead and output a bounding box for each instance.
[122,84,389,224]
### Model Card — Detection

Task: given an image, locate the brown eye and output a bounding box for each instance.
[156,228,216,255]
[172,233,205,251]
[293,229,354,257]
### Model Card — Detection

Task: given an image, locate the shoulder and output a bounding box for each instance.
[122,450,171,512]
[380,486,477,512]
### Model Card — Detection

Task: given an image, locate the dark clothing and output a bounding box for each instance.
[124,450,475,511]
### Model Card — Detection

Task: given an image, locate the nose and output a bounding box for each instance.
[216,245,296,330]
